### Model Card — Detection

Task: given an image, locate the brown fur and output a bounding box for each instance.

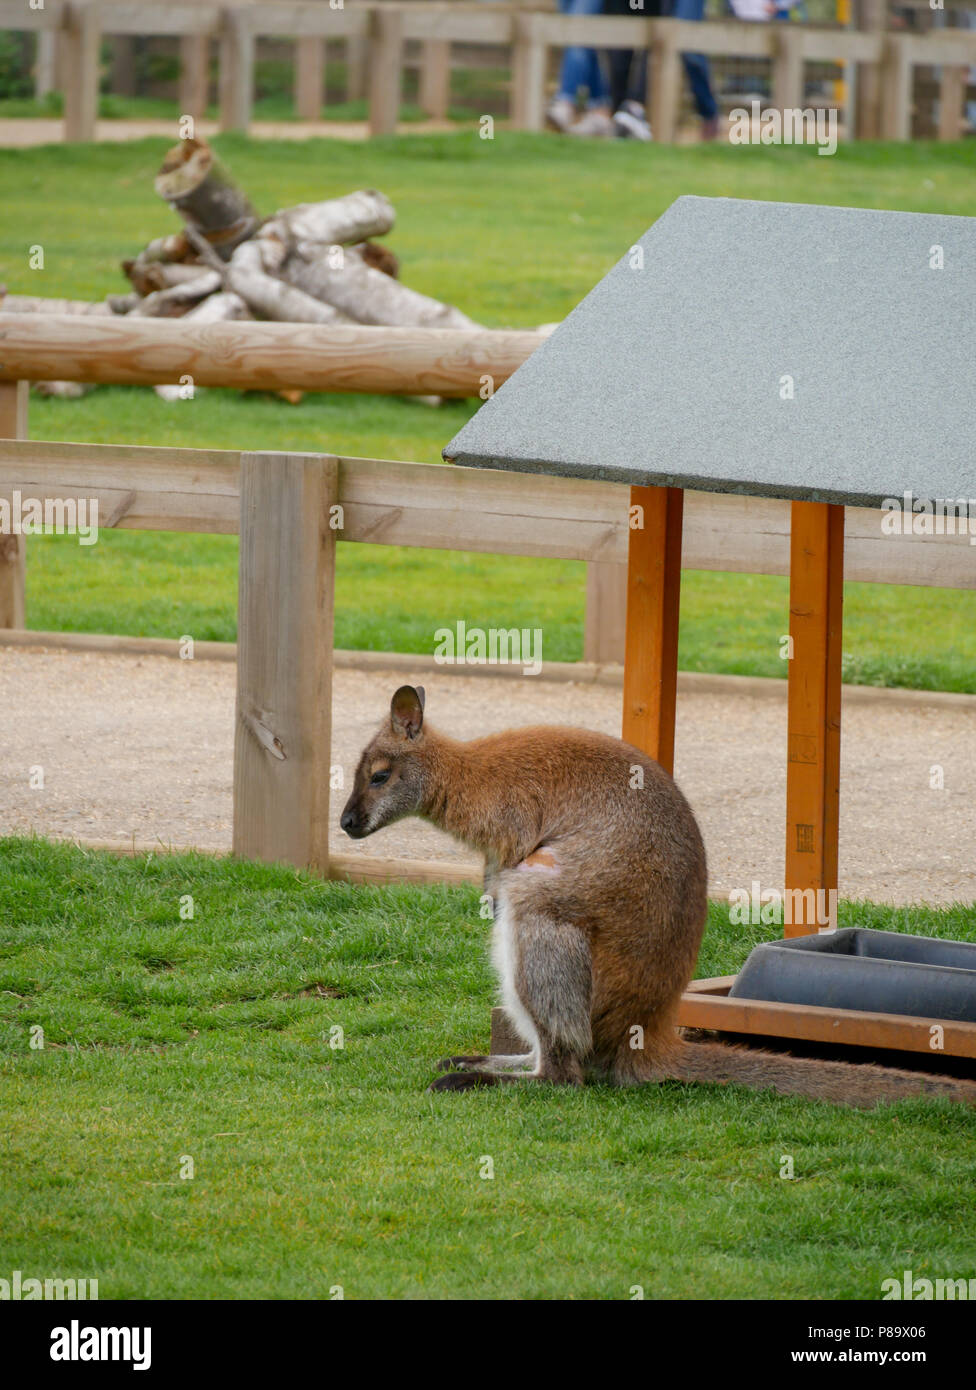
[340,687,976,1109]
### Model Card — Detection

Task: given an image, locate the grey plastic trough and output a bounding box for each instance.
[729,929,976,1024]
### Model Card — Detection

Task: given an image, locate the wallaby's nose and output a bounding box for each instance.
[340,809,357,835]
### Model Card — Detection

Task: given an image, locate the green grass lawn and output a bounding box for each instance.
[2,134,975,687]
[1,836,974,1300]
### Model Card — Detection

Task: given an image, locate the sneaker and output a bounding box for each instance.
[569,108,616,138]
[701,115,721,142]
[546,98,577,133]
[613,100,652,141]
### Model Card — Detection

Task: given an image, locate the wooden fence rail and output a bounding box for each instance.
[1,0,974,142]
[2,434,974,583]
[1,427,973,875]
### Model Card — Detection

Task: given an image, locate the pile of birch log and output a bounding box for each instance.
[0,139,481,403]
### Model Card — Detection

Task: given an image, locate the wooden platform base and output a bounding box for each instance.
[490,980,976,1067]
[679,977,976,1061]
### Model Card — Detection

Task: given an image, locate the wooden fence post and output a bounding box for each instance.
[419,39,451,120]
[584,562,626,665]
[785,501,844,936]
[938,64,967,141]
[511,12,546,131]
[772,25,804,114]
[180,35,210,122]
[233,453,338,874]
[621,485,683,775]
[346,35,368,102]
[854,0,884,138]
[649,20,681,146]
[295,37,325,120]
[35,28,58,100]
[219,5,254,134]
[63,1,100,143]
[109,35,136,97]
[880,34,912,141]
[0,382,29,631]
[368,7,403,136]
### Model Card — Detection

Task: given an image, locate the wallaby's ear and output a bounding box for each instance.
[415,686,426,711]
[390,685,424,740]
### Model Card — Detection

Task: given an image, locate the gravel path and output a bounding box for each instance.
[2,644,974,907]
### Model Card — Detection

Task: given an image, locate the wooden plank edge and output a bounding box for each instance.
[678,988,976,1059]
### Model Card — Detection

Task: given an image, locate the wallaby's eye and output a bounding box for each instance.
[370,769,391,787]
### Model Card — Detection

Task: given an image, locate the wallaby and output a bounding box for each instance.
[341,686,976,1108]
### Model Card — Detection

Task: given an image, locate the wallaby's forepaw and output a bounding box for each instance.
[435,1054,489,1072]
[427,1070,501,1092]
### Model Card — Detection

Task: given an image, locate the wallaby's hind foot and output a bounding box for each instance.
[429,1070,518,1091]
[435,1053,535,1073]
[428,1055,584,1091]
[430,1043,584,1091]
[435,1054,489,1072]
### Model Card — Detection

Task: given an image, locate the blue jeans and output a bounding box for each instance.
[557,0,610,107]
[664,0,718,121]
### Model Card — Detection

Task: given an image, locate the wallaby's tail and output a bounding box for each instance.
[669,1040,976,1109]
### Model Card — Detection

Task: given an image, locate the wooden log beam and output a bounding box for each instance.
[0,382,28,629]
[233,452,338,874]
[785,501,844,936]
[621,485,683,774]
[279,241,480,329]
[156,139,258,258]
[0,316,544,396]
[0,295,113,315]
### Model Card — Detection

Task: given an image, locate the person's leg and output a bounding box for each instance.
[607,47,634,113]
[556,0,609,104]
[602,0,635,112]
[666,0,719,124]
[559,0,615,133]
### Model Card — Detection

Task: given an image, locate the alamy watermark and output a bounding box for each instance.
[50,1320,151,1371]
[0,1269,98,1299]
[728,880,837,931]
[882,1269,976,1300]
[729,102,838,157]
[433,620,542,677]
[0,492,99,545]
[881,492,976,545]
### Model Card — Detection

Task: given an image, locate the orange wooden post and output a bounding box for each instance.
[785,501,844,937]
[621,485,683,775]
